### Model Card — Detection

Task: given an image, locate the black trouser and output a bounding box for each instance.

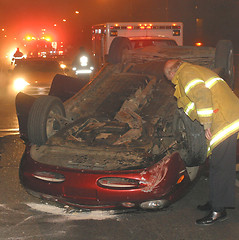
[209,133,237,210]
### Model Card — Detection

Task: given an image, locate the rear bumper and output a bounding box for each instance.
[19,146,193,210]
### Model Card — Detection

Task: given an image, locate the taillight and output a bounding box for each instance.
[98,177,140,189]
[32,171,65,183]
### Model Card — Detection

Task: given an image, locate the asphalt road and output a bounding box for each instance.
[0,56,239,240]
[0,135,239,240]
[0,60,20,137]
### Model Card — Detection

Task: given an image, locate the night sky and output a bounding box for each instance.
[0,0,239,52]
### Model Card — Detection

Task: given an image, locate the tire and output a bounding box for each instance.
[49,74,89,102]
[27,95,66,145]
[15,92,37,141]
[108,37,132,64]
[173,109,207,167]
[215,40,234,89]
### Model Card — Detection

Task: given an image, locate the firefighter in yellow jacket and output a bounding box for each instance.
[164,59,239,226]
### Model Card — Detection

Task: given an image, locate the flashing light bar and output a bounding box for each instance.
[109,24,180,30]
[93,23,182,36]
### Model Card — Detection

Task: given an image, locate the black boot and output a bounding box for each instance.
[197,202,212,211]
[196,209,227,225]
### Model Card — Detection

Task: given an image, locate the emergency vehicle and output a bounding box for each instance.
[92,22,183,70]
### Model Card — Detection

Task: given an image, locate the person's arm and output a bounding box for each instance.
[180,69,213,129]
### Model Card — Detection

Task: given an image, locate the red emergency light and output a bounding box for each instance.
[195,42,203,47]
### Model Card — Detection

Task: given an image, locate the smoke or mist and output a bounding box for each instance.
[0,58,17,98]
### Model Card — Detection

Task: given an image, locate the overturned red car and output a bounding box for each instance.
[16,37,235,210]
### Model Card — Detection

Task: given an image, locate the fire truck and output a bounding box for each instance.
[92,22,183,70]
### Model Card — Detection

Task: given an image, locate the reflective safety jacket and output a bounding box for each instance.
[171,62,239,154]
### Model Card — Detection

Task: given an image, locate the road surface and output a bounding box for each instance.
[0,56,239,240]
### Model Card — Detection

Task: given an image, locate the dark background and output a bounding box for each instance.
[0,0,239,54]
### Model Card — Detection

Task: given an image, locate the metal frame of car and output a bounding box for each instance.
[16,38,235,210]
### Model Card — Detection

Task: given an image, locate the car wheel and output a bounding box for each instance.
[108,37,132,64]
[215,40,234,89]
[27,95,66,145]
[173,109,207,167]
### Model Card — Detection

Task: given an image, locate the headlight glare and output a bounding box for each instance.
[60,63,66,69]
[13,78,29,92]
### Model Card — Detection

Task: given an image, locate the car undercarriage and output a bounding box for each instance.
[15,38,235,209]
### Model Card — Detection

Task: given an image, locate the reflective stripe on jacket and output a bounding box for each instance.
[172,62,239,154]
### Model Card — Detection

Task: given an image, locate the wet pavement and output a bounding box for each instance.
[0,55,239,239]
[0,135,239,240]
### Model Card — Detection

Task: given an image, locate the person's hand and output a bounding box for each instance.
[205,128,212,140]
